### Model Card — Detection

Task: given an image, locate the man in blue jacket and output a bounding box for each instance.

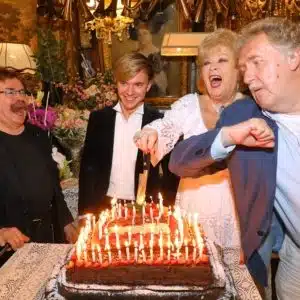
[169,17,300,299]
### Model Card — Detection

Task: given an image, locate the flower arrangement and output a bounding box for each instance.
[55,70,118,111]
[53,106,90,146]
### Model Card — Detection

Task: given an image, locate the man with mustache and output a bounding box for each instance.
[0,69,77,266]
[169,17,300,298]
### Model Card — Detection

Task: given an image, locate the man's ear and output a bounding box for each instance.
[288,48,300,71]
[146,80,153,92]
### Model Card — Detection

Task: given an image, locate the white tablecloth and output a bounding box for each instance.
[0,243,262,300]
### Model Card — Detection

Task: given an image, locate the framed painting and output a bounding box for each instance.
[110,1,188,105]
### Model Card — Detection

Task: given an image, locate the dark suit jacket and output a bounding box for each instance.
[0,124,73,243]
[169,97,282,285]
[78,104,179,215]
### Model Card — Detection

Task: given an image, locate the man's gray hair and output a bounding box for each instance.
[238,17,300,54]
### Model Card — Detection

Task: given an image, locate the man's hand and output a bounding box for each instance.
[0,227,30,251]
[134,128,158,155]
[64,223,78,244]
[221,118,275,148]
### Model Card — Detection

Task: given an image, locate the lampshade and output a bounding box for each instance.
[0,43,36,74]
[161,33,208,56]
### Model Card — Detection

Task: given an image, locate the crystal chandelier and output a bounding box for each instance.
[85,0,134,45]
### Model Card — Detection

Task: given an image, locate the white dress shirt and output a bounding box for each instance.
[106,102,144,200]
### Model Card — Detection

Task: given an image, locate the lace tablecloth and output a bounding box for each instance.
[0,243,262,300]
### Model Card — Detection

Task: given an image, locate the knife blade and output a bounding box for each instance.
[136,153,150,205]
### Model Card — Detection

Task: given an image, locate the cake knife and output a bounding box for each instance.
[136,153,150,206]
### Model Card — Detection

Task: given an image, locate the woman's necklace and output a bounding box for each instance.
[211,102,225,115]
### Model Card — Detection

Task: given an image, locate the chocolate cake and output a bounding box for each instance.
[46,202,231,299]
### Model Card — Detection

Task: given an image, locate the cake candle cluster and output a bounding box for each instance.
[69,198,207,269]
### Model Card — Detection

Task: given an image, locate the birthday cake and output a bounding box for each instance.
[46,199,231,299]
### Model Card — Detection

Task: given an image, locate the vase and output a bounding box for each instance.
[56,137,84,178]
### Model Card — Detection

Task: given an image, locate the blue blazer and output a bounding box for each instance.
[169,97,283,285]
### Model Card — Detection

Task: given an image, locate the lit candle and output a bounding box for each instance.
[117,244,122,260]
[128,227,132,245]
[167,241,171,261]
[107,245,112,264]
[159,230,163,260]
[134,241,138,262]
[167,231,171,250]
[118,201,122,218]
[98,214,103,240]
[141,246,146,262]
[92,244,96,263]
[132,205,136,225]
[97,244,102,264]
[168,206,172,225]
[150,206,154,223]
[142,204,145,225]
[83,244,88,262]
[175,230,180,260]
[184,239,189,261]
[150,227,154,247]
[92,215,96,230]
[114,225,120,249]
[125,241,130,261]
[104,227,109,250]
[192,239,197,262]
[198,241,204,261]
[193,213,203,258]
[149,235,154,261]
[158,192,164,217]
[76,242,82,261]
[139,232,144,249]
[111,200,116,220]
[124,203,128,219]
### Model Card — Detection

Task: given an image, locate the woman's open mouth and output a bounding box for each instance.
[209,75,222,88]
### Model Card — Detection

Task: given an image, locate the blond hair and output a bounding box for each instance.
[198,29,239,67]
[238,17,300,54]
[113,52,154,82]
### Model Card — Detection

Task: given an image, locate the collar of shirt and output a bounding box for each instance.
[262,110,300,137]
[113,102,144,117]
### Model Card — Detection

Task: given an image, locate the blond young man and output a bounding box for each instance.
[78,52,179,215]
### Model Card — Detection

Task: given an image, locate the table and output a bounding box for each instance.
[0,243,262,300]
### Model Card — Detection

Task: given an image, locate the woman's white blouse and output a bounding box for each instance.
[147,93,241,247]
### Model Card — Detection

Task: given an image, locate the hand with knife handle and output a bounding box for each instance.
[134,128,158,156]
[0,227,29,254]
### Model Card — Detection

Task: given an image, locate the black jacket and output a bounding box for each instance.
[0,124,73,243]
[78,104,179,215]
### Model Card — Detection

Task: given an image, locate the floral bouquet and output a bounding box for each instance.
[27,91,58,131]
[53,106,90,148]
[55,70,118,111]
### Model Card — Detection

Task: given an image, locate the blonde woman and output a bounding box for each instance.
[135,29,245,248]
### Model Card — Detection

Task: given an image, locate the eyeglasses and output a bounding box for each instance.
[0,89,27,97]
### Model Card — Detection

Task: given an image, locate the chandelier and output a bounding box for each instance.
[83,0,134,45]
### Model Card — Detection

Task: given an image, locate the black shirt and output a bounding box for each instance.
[0,128,55,241]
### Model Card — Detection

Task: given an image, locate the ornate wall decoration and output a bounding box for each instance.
[0,0,37,47]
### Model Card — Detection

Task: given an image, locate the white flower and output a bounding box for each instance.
[52,147,66,169]
[84,84,100,96]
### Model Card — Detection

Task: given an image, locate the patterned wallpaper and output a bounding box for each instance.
[0,0,37,47]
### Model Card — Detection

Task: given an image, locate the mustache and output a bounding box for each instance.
[10,101,28,113]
